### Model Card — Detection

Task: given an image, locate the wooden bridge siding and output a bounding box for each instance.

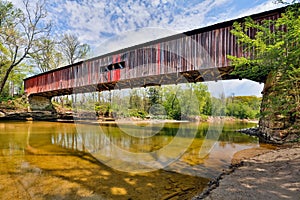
[24,10,282,96]
[24,28,239,95]
[120,27,241,79]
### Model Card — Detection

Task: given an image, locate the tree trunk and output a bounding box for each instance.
[0,64,14,95]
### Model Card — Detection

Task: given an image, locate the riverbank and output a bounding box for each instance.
[194,143,300,200]
[0,109,258,123]
[0,110,57,121]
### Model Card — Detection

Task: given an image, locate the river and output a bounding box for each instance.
[0,120,267,199]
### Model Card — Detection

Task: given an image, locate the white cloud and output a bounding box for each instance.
[10,0,282,50]
[236,0,282,18]
[10,0,284,47]
[221,79,264,97]
[204,79,264,97]
[41,0,236,46]
[92,27,178,56]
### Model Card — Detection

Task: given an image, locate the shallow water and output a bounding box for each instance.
[0,120,261,199]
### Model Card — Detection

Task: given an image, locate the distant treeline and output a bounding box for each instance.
[66,83,261,120]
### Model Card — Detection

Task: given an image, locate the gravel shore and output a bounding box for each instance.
[194,143,300,200]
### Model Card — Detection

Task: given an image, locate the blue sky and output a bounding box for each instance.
[11,0,286,96]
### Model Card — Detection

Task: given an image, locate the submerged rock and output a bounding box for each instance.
[238,127,259,137]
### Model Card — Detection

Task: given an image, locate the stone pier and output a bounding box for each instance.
[259,73,300,143]
[28,95,55,112]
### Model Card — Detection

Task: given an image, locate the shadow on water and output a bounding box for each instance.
[0,121,259,199]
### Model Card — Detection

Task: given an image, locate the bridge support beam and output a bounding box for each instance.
[259,73,300,143]
[28,95,55,112]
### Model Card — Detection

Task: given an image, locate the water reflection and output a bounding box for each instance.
[52,122,199,173]
[49,121,258,176]
[0,121,259,199]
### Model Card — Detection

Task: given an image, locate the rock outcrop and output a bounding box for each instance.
[0,111,57,121]
[259,73,300,143]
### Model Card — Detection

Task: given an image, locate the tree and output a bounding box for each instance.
[226,96,261,119]
[275,0,300,5]
[162,85,181,120]
[29,38,63,72]
[210,96,226,116]
[129,89,142,110]
[147,87,160,105]
[0,0,51,95]
[228,3,300,140]
[59,33,90,65]
[229,3,300,84]
[55,34,90,108]
[146,86,161,114]
[192,83,210,114]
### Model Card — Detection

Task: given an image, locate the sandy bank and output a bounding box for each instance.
[194,143,300,200]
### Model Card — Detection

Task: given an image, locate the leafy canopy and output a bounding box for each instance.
[228,3,300,83]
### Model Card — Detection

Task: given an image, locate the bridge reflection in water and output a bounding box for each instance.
[50,121,258,176]
[0,121,259,199]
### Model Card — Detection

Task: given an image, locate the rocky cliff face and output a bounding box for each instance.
[259,73,300,143]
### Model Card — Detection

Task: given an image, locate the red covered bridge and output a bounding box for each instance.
[24,6,284,100]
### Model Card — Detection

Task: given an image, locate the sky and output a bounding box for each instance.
[10,0,287,97]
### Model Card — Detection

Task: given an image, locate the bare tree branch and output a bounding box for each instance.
[59,33,90,65]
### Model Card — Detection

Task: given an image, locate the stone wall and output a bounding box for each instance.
[259,73,300,143]
[28,95,55,112]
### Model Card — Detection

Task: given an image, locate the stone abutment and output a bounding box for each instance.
[259,73,300,143]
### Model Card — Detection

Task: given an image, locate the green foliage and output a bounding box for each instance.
[147,87,161,105]
[226,99,260,119]
[0,96,28,110]
[0,1,21,28]
[0,0,51,95]
[226,96,260,119]
[91,84,213,120]
[210,94,226,116]
[29,38,63,72]
[202,96,212,116]
[229,4,300,84]
[129,89,143,110]
[0,95,13,103]
[161,83,211,120]
[95,102,111,116]
[128,109,147,119]
[161,85,181,120]
[192,83,210,114]
[229,3,300,134]
[63,85,262,121]
[274,0,300,4]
